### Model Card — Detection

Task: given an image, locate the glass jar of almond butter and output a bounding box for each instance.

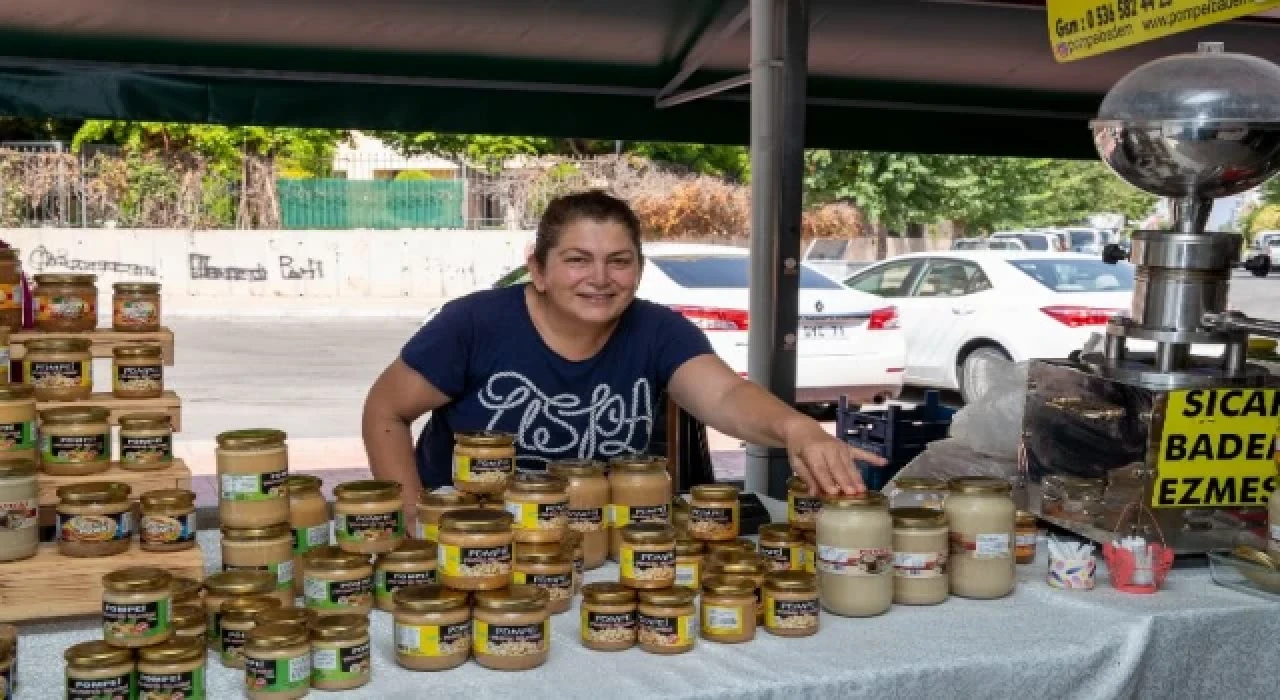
[452,431,516,496]
[503,472,569,544]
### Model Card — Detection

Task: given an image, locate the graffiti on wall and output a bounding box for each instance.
[27,246,157,277]
[188,253,268,281]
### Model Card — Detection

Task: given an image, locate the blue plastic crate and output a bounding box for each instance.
[836,391,955,491]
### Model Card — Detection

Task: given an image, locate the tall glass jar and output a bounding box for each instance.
[0,385,37,464]
[112,344,165,399]
[816,492,893,618]
[885,477,949,511]
[549,459,609,569]
[217,429,290,528]
[287,474,330,595]
[0,458,38,562]
[890,507,949,605]
[607,455,672,560]
[945,477,1016,599]
[112,282,163,332]
[0,248,23,333]
[33,273,97,332]
[25,338,92,401]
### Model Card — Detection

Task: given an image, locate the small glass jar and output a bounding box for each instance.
[437,508,514,591]
[891,507,950,606]
[64,641,134,700]
[112,282,163,332]
[946,477,1016,600]
[334,479,405,554]
[102,566,174,648]
[705,550,769,622]
[787,475,823,531]
[699,575,757,644]
[140,488,197,552]
[222,522,296,603]
[416,489,478,541]
[885,477,950,511]
[118,413,174,469]
[513,550,574,614]
[375,538,438,611]
[393,584,472,671]
[688,484,740,542]
[0,248,23,333]
[39,406,110,475]
[171,603,208,641]
[608,456,672,559]
[0,458,38,562]
[171,576,204,606]
[34,273,97,332]
[138,637,206,700]
[675,537,706,590]
[758,523,806,572]
[0,385,37,464]
[549,459,609,569]
[288,474,331,595]
[302,546,374,616]
[762,571,820,637]
[580,582,637,651]
[220,596,284,668]
[55,481,133,557]
[619,523,677,590]
[502,472,569,544]
[25,338,92,401]
[203,570,278,648]
[637,587,696,655]
[472,585,551,671]
[1016,510,1039,565]
[453,430,516,495]
[310,613,371,691]
[112,343,165,399]
[217,429,290,528]
[817,491,893,618]
[244,622,312,700]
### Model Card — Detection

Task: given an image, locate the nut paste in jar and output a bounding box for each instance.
[817,491,893,618]
[34,274,97,332]
[244,622,312,700]
[472,585,551,671]
[217,429,290,528]
[607,455,672,559]
[580,582,637,651]
[302,546,374,616]
[1016,511,1039,565]
[437,508,514,591]
[64,640,134,700]
[112,343,165,399]
[891,507,950,606]
[453,430,516,496]
[39,406,110,475]
[637,587,696,655]
[222,522,296,603]
[0,458,38,562]
[619,523,677,590]
[375,538,438,611]
[287,475,330,595]
[102,566,174,648]
[549,459,609,569]
[140,488,197,552]
[56,481,133,557]
[513,550,574,614]
[0,385,37,463]
[25,338,92,401]
[310,613,371,691]
[688,484,740,541]
[203,570,277,648]
[113,282,162,332]
[705,550,769,622]
[392,584,472,671]
[172,603,208,641]
[758,523,806,572]
[138,637,206,700]
[946,477,1016,599]
[787,475,822,531]
[502,472,569,544]
[416,489,478,541]
[699,575,757,644]
[219,596,283,669]
[0,248,23,333]
[334,479,404,554]
[762,571,820,637]
[119,413,174,469]
[675,536,706,589]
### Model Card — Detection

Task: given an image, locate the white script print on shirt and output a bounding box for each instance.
[477,371,654,468]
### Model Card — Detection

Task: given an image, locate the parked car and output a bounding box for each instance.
[1064,228,1104,254]
[951,238,1026,251]
[429,243,908,405]
[990,231,1061,252]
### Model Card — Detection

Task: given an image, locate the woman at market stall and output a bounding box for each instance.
[362,189,882,519]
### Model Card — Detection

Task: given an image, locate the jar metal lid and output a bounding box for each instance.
[948,477,1012,495]
[333,479,403,503]
[786,475,811,493]
[890,507,948,529]
[515,540,563,558]
[439,508,514,533]
[245,622,310,650]
[221,595,284,622]
[506,472,567,495]
[119,412,172,430]
[113,282,161,293]
[34,273,96,285]
[581,582,636,605]
[56,481,130,504]
[379,538,438,563]
[822,491,888,509]
[675,537,706,556]
[310,613,370,641]
[216,429,287,449]
[620,523,676,545]
[257,607,317,628]
[103,566,173,593]
[419,489,479,507]
[287,474,323,495]
[608,455,668,474]
[393,583,469,612]
[638,586,696,607]
[137,637,204,664]
[707,550,768,576]
[473,584,548,613]
[26,337,91,353]
[222,522,292,541]
[171,577,204,602]
[690,484,739,501]
[141,489,196,510]
[64,640,132,668]
[700,574,757,596]
[303,545,372,570]
[706,539,757,557]
[763,570,818,593]
[0,384,34,401]
[515,550,570,567]
[454,430,516,447]
[548,460,605,478]
[894,477,949,491]
[40,406,110,424]
[113,343,163,358]
[170,603,205,628]
[757,523,803,544]
[1015,510,1038,526]
[0,458,36,479]
[204,570,277,595]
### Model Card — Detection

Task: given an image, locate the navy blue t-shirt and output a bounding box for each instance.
[402,284,714,488]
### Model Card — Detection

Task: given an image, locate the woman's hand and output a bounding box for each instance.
[783,419,884,496]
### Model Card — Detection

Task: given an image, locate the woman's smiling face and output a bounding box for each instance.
[529,217,642,326]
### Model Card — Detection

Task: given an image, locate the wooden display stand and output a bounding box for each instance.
[10,327,175,365]
[37,391,183,431]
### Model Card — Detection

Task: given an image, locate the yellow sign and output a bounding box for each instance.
[1153,389,1279,508]
[1048,0,1280,62]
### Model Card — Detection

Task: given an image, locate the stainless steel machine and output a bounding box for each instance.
[1022,43,1280,552]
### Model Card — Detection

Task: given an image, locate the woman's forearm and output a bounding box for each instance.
[362,404,423,512]
[708,380,811,449]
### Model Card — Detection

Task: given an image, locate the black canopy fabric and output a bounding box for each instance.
[0,0,1278,157]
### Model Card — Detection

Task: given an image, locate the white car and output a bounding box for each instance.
[990,231,1063,252]
[844,251,1134,403]
[431,243,907,405]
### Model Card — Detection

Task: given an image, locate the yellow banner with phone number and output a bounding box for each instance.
[1048,0,1280,63]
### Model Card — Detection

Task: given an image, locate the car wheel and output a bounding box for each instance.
[959,345,1012,405]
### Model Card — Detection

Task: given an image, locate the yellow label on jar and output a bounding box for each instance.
[619,545,636,579]
[701,604,743,634]
[395,621,471,657]
[513,571,527,585]
[437,542,511,577]
[420,523,439,541]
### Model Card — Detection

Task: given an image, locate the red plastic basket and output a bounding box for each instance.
[1102,501,1175,594]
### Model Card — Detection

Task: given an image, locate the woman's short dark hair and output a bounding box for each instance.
[532,190,643,267]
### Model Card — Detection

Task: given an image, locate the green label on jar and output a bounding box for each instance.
[336,511,403,545]
[67,671,134,700]
[312,641,371,684]
[40,432,108,464]
[292,522,332,555]
[304,575,373,611]
[103,598,171,642]
[225,560,295,590]
[219,470,288,502]
[140,664,205,700]
[245,654,310,694]
[121,434,173,465]
[375,568,436,599]
[0,420,35,452]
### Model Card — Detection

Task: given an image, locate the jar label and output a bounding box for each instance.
[103,598,171,641]
[245,653,310,694]
[312,640,371,683]
[638,612,692,647]
[438,543,512,578]
[139,666,204,700]
[505,500,569,531]
[418,522,440,541]
[513,571,573,601]
[804,545,816,574]
[582,609,636,643]
[689,506,737,539]
[67,672,133,700]
[304,575,373,610]
[567,506,604,532]
[473,620,548,656]
[760,545,805,572]
[608,503,670,528]
[376,568,437,599]
[220,470,288,501]
[226,561,295,589]
[764,595,819,631]
[337,510,404,544]
[675,559,701,588]
[221,626,249,664]
[121,434,173,465]
[37,294,95,320]
[115,364,163,393]
[816,546,892,576]
[117,299,159,325]
[893,550,948,578]
[951,533,1012,559]
[57,511,131,543]
[292,522,332,555]
[41,432,108,464]
[788,494,822,523]
[0,497,37,531]
[701,604,743,633]
[141,512,196,545]
[28,359,90,389]
[395,621,471,657]
[620,547,675,584]
[0,420,35,452]
[453,454,513,482]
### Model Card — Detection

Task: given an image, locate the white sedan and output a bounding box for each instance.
[433,242,907,405]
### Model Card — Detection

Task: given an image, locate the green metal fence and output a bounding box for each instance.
[277,178,465,229]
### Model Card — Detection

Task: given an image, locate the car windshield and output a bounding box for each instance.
[1015,235,1050,251]
[650,255,842,289]
[1068,230,1097,246]
[1008,259,1135,292]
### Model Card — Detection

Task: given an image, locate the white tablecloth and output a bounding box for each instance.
[13,530,1280,700]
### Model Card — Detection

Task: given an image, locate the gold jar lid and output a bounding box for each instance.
[763,570,818,594]
[113,343,163,358]
[0,458,36,479]
[221,596,283,623]
[893,477,949,491]
[287,474,323,495]
[35,273,96,285]
[419,489,479,507]
[707,550,768,576]
[113,282,161,294]
[621,523,676,545]
[141,489,196,510]
[822,491,888,509]
[393,583,469,613]
[706,539,757,558]
[222,522,292,542]
[56,481,130,505]
[0,384,34,401]
[245,622,309,650]
[137,637,204,664]
[638,586,696,607]
[700,575,757,597]
[64,640,132,669]
[40,406,110,424]
[516,550,570,567]
[26,337,91,353]
[690,484,739,502]
[675,537,706,557]
[505,472,568,494]
[119,412,173,431]
[439,508,513,533]
[516,541,563,558]
[170,603,205,628]
[890,507,948,529]
[380,539,438,563]
[608,455,668,474]
[548,460,605,478]
[581,582,636,605]
[310,613,369,641]
[1015,510,1038,526]
[948,477,1012,495]
[204,570,277,596]
[303,545,371,570]
[757,523,804,544]
[170,577,204,603]
[453,430,515,447]
[333,479,402,503]
[473,584,548,613]
[786,475,811,493]
[103,567,173,593]
[216,429,287,450]
[257,607,317,628]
